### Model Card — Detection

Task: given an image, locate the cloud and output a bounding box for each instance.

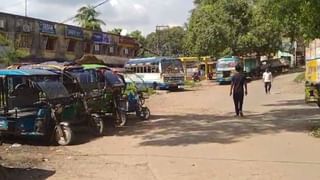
[0,0,194,35]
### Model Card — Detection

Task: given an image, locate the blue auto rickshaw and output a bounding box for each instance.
[0,69,76,145]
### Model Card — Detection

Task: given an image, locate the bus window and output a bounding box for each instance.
[147,66,151,73]
[151,66,155,73]
[143,66,147,73]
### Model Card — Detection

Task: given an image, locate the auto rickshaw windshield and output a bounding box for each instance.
[105,71,124,87]
[36,81,70,99]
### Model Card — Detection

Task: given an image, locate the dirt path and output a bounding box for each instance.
[2,73,320,180]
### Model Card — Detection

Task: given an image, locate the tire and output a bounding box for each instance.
[90,115,104,136]
[54,125,73,146]
[0,166,8,180]
[139,107,151,120]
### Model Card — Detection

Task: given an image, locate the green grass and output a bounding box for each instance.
[311,127,320,138]
[184,80,202,88]
[294,72,305,83]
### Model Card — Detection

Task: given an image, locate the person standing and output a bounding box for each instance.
[263,68,272,94]
[230,64,248,117]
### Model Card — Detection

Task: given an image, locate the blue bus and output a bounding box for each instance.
[125,57,185,89]
[216,56,240,84]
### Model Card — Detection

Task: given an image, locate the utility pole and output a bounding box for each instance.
[156,25,169,56]
[25,0,27,16]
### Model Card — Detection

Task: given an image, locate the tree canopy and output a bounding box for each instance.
[185,0,320,58]
[74,5,106,31]
[0,34,28,65]
[145,26,186,56]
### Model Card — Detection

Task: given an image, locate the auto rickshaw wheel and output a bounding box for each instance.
[90,115,105,136]
[140,107,151,120]
[55,125,73,146]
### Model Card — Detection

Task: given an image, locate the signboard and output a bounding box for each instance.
[39,21,56,35]
[65,26,83,39]
[92,32,112,44]
[216,61,237,71]
[119,37,136,45]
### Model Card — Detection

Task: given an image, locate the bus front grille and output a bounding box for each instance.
[164,77,184,83]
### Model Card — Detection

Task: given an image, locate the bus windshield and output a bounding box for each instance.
[161,59,184,73]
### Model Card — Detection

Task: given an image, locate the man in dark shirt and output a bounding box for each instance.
[230,64,248,117]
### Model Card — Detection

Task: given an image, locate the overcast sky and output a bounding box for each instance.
[0,0,194,35]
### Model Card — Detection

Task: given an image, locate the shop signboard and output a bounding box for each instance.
[39,21,56,35]
[65,26,83,39]
[92,32,112,44]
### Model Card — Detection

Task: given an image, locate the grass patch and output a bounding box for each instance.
[184,80,202,88]
[146,88,156,96]
[311,127,320,138]
[294,72,305,83]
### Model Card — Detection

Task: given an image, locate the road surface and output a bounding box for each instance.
[1,73,320,180]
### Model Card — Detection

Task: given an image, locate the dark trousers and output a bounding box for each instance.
[265,82,272,93]
[233,92,244,115]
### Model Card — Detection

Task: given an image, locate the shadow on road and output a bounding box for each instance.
[0,165,55,180]
[263,99,310,107]
[115,99,320,146]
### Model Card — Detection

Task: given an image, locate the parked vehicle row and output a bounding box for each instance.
[0,62,151,146]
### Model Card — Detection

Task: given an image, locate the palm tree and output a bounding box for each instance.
[74,5,106,31]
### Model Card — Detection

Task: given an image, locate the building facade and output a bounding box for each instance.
[0,12,139,67]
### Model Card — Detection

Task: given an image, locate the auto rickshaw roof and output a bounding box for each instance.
[0,69,58,76]
[82,64,110,70]
[37,61,83,71]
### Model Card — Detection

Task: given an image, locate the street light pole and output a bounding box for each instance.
[25,0,27,16]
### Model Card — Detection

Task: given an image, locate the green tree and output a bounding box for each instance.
[74,5,106,31]
[145,26,186,56]
[185,0,253,57]
[0,34,28,65]
[129,30,146,45]
[185,0,284,57]
[238,0,282,56]
[108,28,123,35]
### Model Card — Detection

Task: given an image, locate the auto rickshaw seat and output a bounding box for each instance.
[8,84,39,109]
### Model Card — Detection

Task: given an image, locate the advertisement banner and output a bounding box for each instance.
[92,32,112,44]
[216,61,237,71]
[39,21,56,35]
[66,26,83,39]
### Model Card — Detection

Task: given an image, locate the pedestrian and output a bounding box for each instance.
[263,68,272,94]
[230,64,248,117]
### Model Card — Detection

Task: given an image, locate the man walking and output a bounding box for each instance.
[263,68,272,94]
[230,64,248,117]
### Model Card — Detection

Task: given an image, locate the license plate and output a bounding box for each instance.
[0,120,8,130]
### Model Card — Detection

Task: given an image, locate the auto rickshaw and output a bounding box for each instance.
[0,69,76,145]
[82,64,127,127]
[82,64,150,120]
[122,71,151,120]
[16,62,106,135]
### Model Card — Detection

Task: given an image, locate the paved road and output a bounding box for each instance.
[3,73,320,180]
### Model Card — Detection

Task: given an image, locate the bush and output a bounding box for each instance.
[311,126,320,138]
[294,73,305,83]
